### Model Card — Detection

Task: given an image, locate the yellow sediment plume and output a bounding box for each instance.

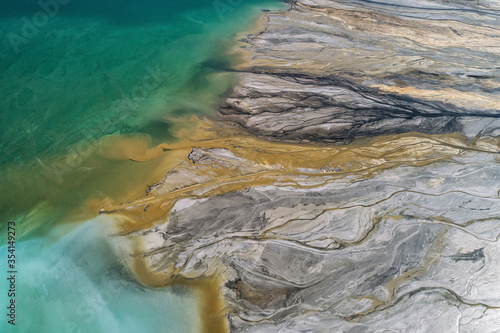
[106,116,499,234]
[96,133,172,162]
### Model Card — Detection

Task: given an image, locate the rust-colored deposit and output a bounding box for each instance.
[104,117,495,234]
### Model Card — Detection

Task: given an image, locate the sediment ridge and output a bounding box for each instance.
[221,0,500,143]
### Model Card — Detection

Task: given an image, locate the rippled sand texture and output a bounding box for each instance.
[106,1,500,332]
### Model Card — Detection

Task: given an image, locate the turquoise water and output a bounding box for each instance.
[0,0,286,332]
[0,217,202,333]
[0,0,278,164]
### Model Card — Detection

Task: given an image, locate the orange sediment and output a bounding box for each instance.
[106,116,495,234]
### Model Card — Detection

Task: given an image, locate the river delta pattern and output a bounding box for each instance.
[3,0,500,333]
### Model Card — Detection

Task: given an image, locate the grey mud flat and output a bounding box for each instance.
[222,0,500,143]
[119,146,500,332]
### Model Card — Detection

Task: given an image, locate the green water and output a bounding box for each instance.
[0,0,286,331]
